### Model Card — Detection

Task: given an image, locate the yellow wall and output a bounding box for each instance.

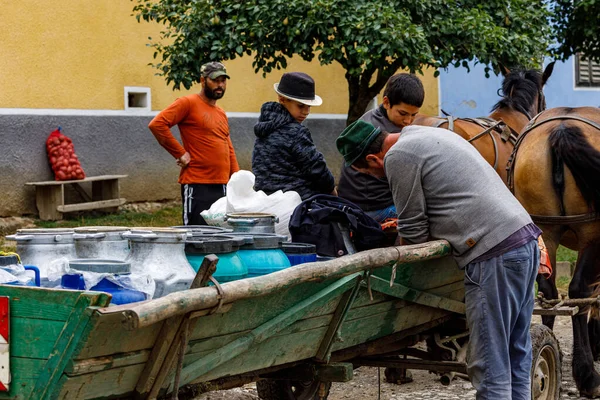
[1,1,439,115]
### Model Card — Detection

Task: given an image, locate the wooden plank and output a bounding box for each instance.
[56,363,145,399]
[35,185,63,221]
[66,350,150,375]
[368,276,466,314]
[74,313,161,360]
[0,286,97,322]
[29,293,111,400]
[57,198,126,213]
[533,306,579,316]
[11,318,67,359]
[25,175,128,186]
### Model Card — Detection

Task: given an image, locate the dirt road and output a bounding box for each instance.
[196,315,584,399]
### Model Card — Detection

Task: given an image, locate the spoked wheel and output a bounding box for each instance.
[256,379,331,400]
[530,324,562,400]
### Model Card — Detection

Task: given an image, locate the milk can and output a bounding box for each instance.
[225,213,278,234]
[5,228,77,286]
[73,226,130,260]
[226,233,290,277]
[185,234,247,283]
[122,228,195,298]
[172,225,233,235]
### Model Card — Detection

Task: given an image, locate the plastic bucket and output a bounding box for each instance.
[282,243,317,266]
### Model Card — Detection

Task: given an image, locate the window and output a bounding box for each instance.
[124,86,151,111]
[575,54,600,88]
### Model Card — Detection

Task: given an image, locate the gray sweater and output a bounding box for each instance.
[384,126,532,267]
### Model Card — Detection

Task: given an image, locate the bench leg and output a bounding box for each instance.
[92,179,120,212]
[36,186,64,221]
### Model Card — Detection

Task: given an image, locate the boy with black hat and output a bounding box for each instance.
[336,120,540,400]
[252,72,336,200]
[149,61,239,225]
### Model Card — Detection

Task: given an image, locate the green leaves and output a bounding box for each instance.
[131,0,555,120]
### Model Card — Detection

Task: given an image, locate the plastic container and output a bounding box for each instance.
[0,255,41,286]
[282,243,317,266]
[185,235,247,283]
[73,226,130,260]
[226,233,291,277]
[5,228,77,286]
[61,259,146,305]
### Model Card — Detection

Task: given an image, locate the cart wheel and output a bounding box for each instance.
[530,324,562,400]
[256,379,331,400]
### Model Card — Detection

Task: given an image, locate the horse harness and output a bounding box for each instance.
[432,116,518,170]
[506,114,600,225]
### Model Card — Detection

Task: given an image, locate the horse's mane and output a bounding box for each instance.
[491,69,543,117]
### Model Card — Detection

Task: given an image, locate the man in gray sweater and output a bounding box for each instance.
[336,120,540,400]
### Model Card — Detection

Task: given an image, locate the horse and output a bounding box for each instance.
[414,63,555,184]
[510,106,600,397]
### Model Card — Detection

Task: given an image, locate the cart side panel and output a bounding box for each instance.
[0,286,110,400]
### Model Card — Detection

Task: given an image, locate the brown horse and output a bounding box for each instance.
[414,63,554,184]
[510,106,600,397]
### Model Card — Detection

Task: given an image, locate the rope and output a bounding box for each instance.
[0,251,21,264]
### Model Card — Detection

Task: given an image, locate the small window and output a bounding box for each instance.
[575,54,600,88]
[124,86,151,111]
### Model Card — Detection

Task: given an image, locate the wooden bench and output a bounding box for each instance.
[26,175,128,220]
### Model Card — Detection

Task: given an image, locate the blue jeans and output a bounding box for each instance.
[365,205,397,223]
[464,239,539,399]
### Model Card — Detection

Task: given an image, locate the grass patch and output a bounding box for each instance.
[34,206,182,229]
[556,245,577,264]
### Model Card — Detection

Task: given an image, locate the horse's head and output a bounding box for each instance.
[492,62,555,120]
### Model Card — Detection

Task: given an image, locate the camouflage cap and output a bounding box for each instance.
[200,62,230,79]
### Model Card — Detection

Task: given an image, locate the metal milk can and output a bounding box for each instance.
[73,226,130,260]
[5,228,77,286]
[225,213,278,234]
[122,228,195,298]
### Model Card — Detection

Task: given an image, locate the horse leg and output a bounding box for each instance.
[570,244,600,397]
[538,231,560,329]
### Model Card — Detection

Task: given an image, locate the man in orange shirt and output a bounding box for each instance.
[149,62,239,225]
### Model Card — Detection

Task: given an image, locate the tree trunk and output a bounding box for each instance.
[345,69,394,126]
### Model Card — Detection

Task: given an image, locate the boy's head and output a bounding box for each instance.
[382,73,424,130]
[275,72,322,123]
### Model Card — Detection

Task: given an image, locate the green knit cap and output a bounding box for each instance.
[336,120,382,166]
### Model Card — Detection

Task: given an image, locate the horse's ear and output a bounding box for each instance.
[542,61,556,85]
[499,63,511,76]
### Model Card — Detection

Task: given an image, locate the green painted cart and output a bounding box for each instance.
[0,240,560,399]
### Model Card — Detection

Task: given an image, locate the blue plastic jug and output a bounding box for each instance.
[226,233,291,277]
[0,255,41,286]
[282,243,317,266]
[61,259,146,305]
[185,235,247,283]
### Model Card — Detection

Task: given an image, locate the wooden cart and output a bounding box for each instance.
[0,240,561,399]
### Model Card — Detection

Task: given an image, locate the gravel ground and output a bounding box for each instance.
[195,315,587,399]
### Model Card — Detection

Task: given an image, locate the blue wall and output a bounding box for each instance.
[438,58,600,118]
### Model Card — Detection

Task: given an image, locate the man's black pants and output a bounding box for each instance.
[181,183,226,225]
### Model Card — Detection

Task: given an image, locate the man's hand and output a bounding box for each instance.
[177,152,191,168]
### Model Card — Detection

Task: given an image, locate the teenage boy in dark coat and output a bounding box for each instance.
[252,72,336,200]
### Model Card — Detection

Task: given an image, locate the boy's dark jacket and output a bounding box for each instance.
[252,102,335,200]
[289,194,387,257]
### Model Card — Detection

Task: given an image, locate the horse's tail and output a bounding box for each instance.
[549,124,600,214]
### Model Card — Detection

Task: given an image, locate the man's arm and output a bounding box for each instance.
[290,127,335,194]
[148,97,189,162]
[227,135,240,176]
[385,150,430,244]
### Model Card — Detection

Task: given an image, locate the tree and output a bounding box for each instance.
[133,0,553,124]
[551,0,600,62]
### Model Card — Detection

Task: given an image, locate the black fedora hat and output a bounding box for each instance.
[274,72,323,106]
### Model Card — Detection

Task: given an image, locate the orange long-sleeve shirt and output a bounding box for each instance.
[148,94,240,184]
